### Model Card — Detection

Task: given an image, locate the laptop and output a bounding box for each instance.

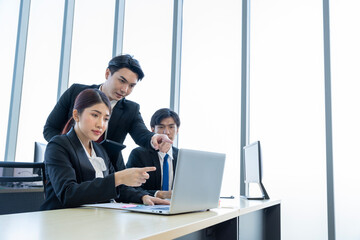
[125,148,226,215]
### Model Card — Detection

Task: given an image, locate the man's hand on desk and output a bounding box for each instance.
[142,195,170,206]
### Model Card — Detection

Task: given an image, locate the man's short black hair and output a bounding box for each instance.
[150,108,181,128]
[107,54,144,81]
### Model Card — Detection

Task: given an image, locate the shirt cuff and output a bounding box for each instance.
[150,133,159,149]
[154,191,160,198]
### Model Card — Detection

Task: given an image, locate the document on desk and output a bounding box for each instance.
[82,203,138,210]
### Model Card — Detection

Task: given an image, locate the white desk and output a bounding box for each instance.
[0,199,280,240]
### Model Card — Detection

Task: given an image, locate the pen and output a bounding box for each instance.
[220,196,235,199]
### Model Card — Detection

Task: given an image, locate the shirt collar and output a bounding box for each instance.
[99,85,118,110]
[158,147,173,160]
[110,100,117,109]
[78,136,96,158]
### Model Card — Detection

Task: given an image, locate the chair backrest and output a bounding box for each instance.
[34,142,47,163]
[33,142,47,175]
[0,161,46,215]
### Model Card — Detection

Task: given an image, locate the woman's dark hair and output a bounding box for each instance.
[107,54,145,81]
[150,108,181,129]
[62,89,112,135]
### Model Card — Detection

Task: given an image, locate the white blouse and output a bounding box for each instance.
[79,139,107,178]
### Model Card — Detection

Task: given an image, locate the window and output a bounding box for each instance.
[122,0,173,161]
[16,0,64,162]
[330,1,360,239]
[0,0,20,159]
[180,0,242,197]
[68,0,115,86]
[249,0,327,238]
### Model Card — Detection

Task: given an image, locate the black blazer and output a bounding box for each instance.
[126,146,178,196]
[43,83,154,171]
[41,128,147,210]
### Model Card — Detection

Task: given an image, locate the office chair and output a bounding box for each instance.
[34,141,47,163]
[33,141,47,176]
[0,161,46,215]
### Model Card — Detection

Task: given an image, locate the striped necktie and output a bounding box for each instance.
[162,154,169,191]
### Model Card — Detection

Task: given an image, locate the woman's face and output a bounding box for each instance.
[74,102,110,143]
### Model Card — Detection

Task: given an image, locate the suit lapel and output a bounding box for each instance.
[93,143,110,177]
[172,147,178,175]
[107,99,125,139]
[66,128,96,181]
[150,150,162,189]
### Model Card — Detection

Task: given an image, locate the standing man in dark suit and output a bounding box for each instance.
[43,54,172,171]
[126,108,180,199]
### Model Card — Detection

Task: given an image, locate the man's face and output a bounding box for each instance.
[103,68,138,101]
[152,117,179,141]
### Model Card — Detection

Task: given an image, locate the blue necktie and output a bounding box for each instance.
[162,154,169,191]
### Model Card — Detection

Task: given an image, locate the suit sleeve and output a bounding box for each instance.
[45,140,118,208]
[43,84,76,142]
[126,148,144,168]
[105,154,146,203]
[126,148,157,197]
[115,185,149,203]
[128,104,154,150]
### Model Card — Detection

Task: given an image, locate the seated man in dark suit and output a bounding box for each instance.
[43,54,171,171]
[126,108,180,199]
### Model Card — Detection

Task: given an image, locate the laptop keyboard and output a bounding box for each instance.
[151,206,170,210]
[139,205,170,210]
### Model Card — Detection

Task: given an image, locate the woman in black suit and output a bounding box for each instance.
[41,89,169,210]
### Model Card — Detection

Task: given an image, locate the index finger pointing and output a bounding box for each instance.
[142,167,156,172]
[162,135,173,144]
